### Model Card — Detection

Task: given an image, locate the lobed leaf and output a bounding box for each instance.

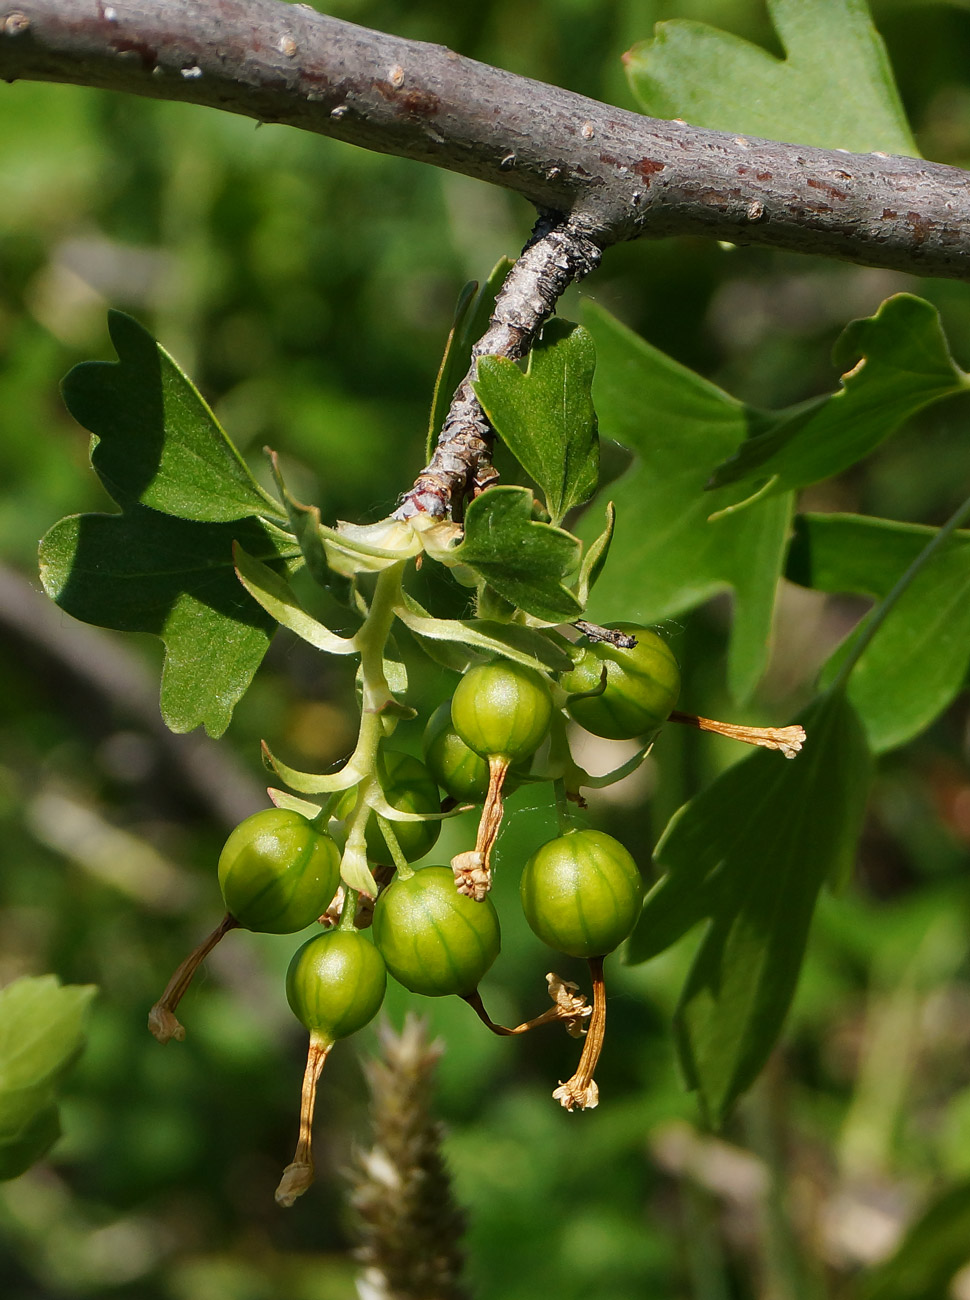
[790,512,970,752]
[710,296,968,502]
[452,486,583,623]
[474,319,599,526]
[63,311,285,523]
[629,691,871,1126]
[581,301,791,701]
[625,0,917,155]
[40,508,300,737]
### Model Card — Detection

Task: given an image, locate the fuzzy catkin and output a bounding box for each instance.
[349,1016,469,1300]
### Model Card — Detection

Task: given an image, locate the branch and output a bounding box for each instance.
[3,0,969,280]
[393,213,601,519]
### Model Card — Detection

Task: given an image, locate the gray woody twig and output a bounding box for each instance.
[394,213,601,519]
[2,0,966,277]
[5,0,970,515]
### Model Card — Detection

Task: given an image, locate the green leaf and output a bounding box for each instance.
[0,976,97,1180]
[786,511,968,596]
[625,0,917,155]
[63,311,285,523]
[428,259,513,459]
[631,692,870,1126]
[581,301,791,701]
[474,319,599,526]
[789,513,970,752]
[710,297,968,501]
[40,508,299,737]
[452,486,583,623]
[860,1180,970,1300]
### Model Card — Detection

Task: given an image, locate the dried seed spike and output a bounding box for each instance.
[349,1015,468,1298]
[148,913,239,1043]
[275,1034,333,1207]
[669,711,806,759]
[553,956,606,1111]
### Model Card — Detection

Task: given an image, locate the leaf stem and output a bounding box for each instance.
[553,778,572,835]
[829,491,970,692]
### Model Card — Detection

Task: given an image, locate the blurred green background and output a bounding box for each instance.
[3,1,970,1296]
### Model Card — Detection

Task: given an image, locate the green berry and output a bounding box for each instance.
[334,752,442,865]
[450,660,553,763]
[561,624,680,740]
[520,829,644,959]
[368,751,441,864]
[422,701,525,802]
[372,867,501,997]
[218,809,341,934]
[285,930,387,1042]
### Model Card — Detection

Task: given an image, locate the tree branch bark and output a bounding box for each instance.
[2,0,969,280]
[393,213,601,520]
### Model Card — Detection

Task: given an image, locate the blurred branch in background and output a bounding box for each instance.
[0,563,264,828]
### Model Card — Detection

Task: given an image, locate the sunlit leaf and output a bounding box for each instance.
[581,301,791,701]
[233,543,357,655]
[396,597,573,673]
[576,502,615,606]
[453,486,583,623]
[63,311,285,523]
[474,319,598,526]
[630,691,870,1126]
[625,0,917,155]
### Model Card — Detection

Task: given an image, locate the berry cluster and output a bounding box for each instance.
[149,623,802,1205]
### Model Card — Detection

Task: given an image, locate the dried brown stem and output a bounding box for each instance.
[451,755,512,900]
[669,711,806,760]
[147,911,239,1043]
[553,955,606,1111]
[574,621,638,649]
[461,977,591,1037]
[275,1032,333,1207]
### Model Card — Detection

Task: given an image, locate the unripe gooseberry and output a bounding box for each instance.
[372,866,501,997]
[450,660,553,764]
[218,808,341,934]
[520,829,644,959]
[561,624,680,740]
[277,930,387,1208]
[285,929,387,1042]
[334,752,442,865]
[422,701,523,803]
